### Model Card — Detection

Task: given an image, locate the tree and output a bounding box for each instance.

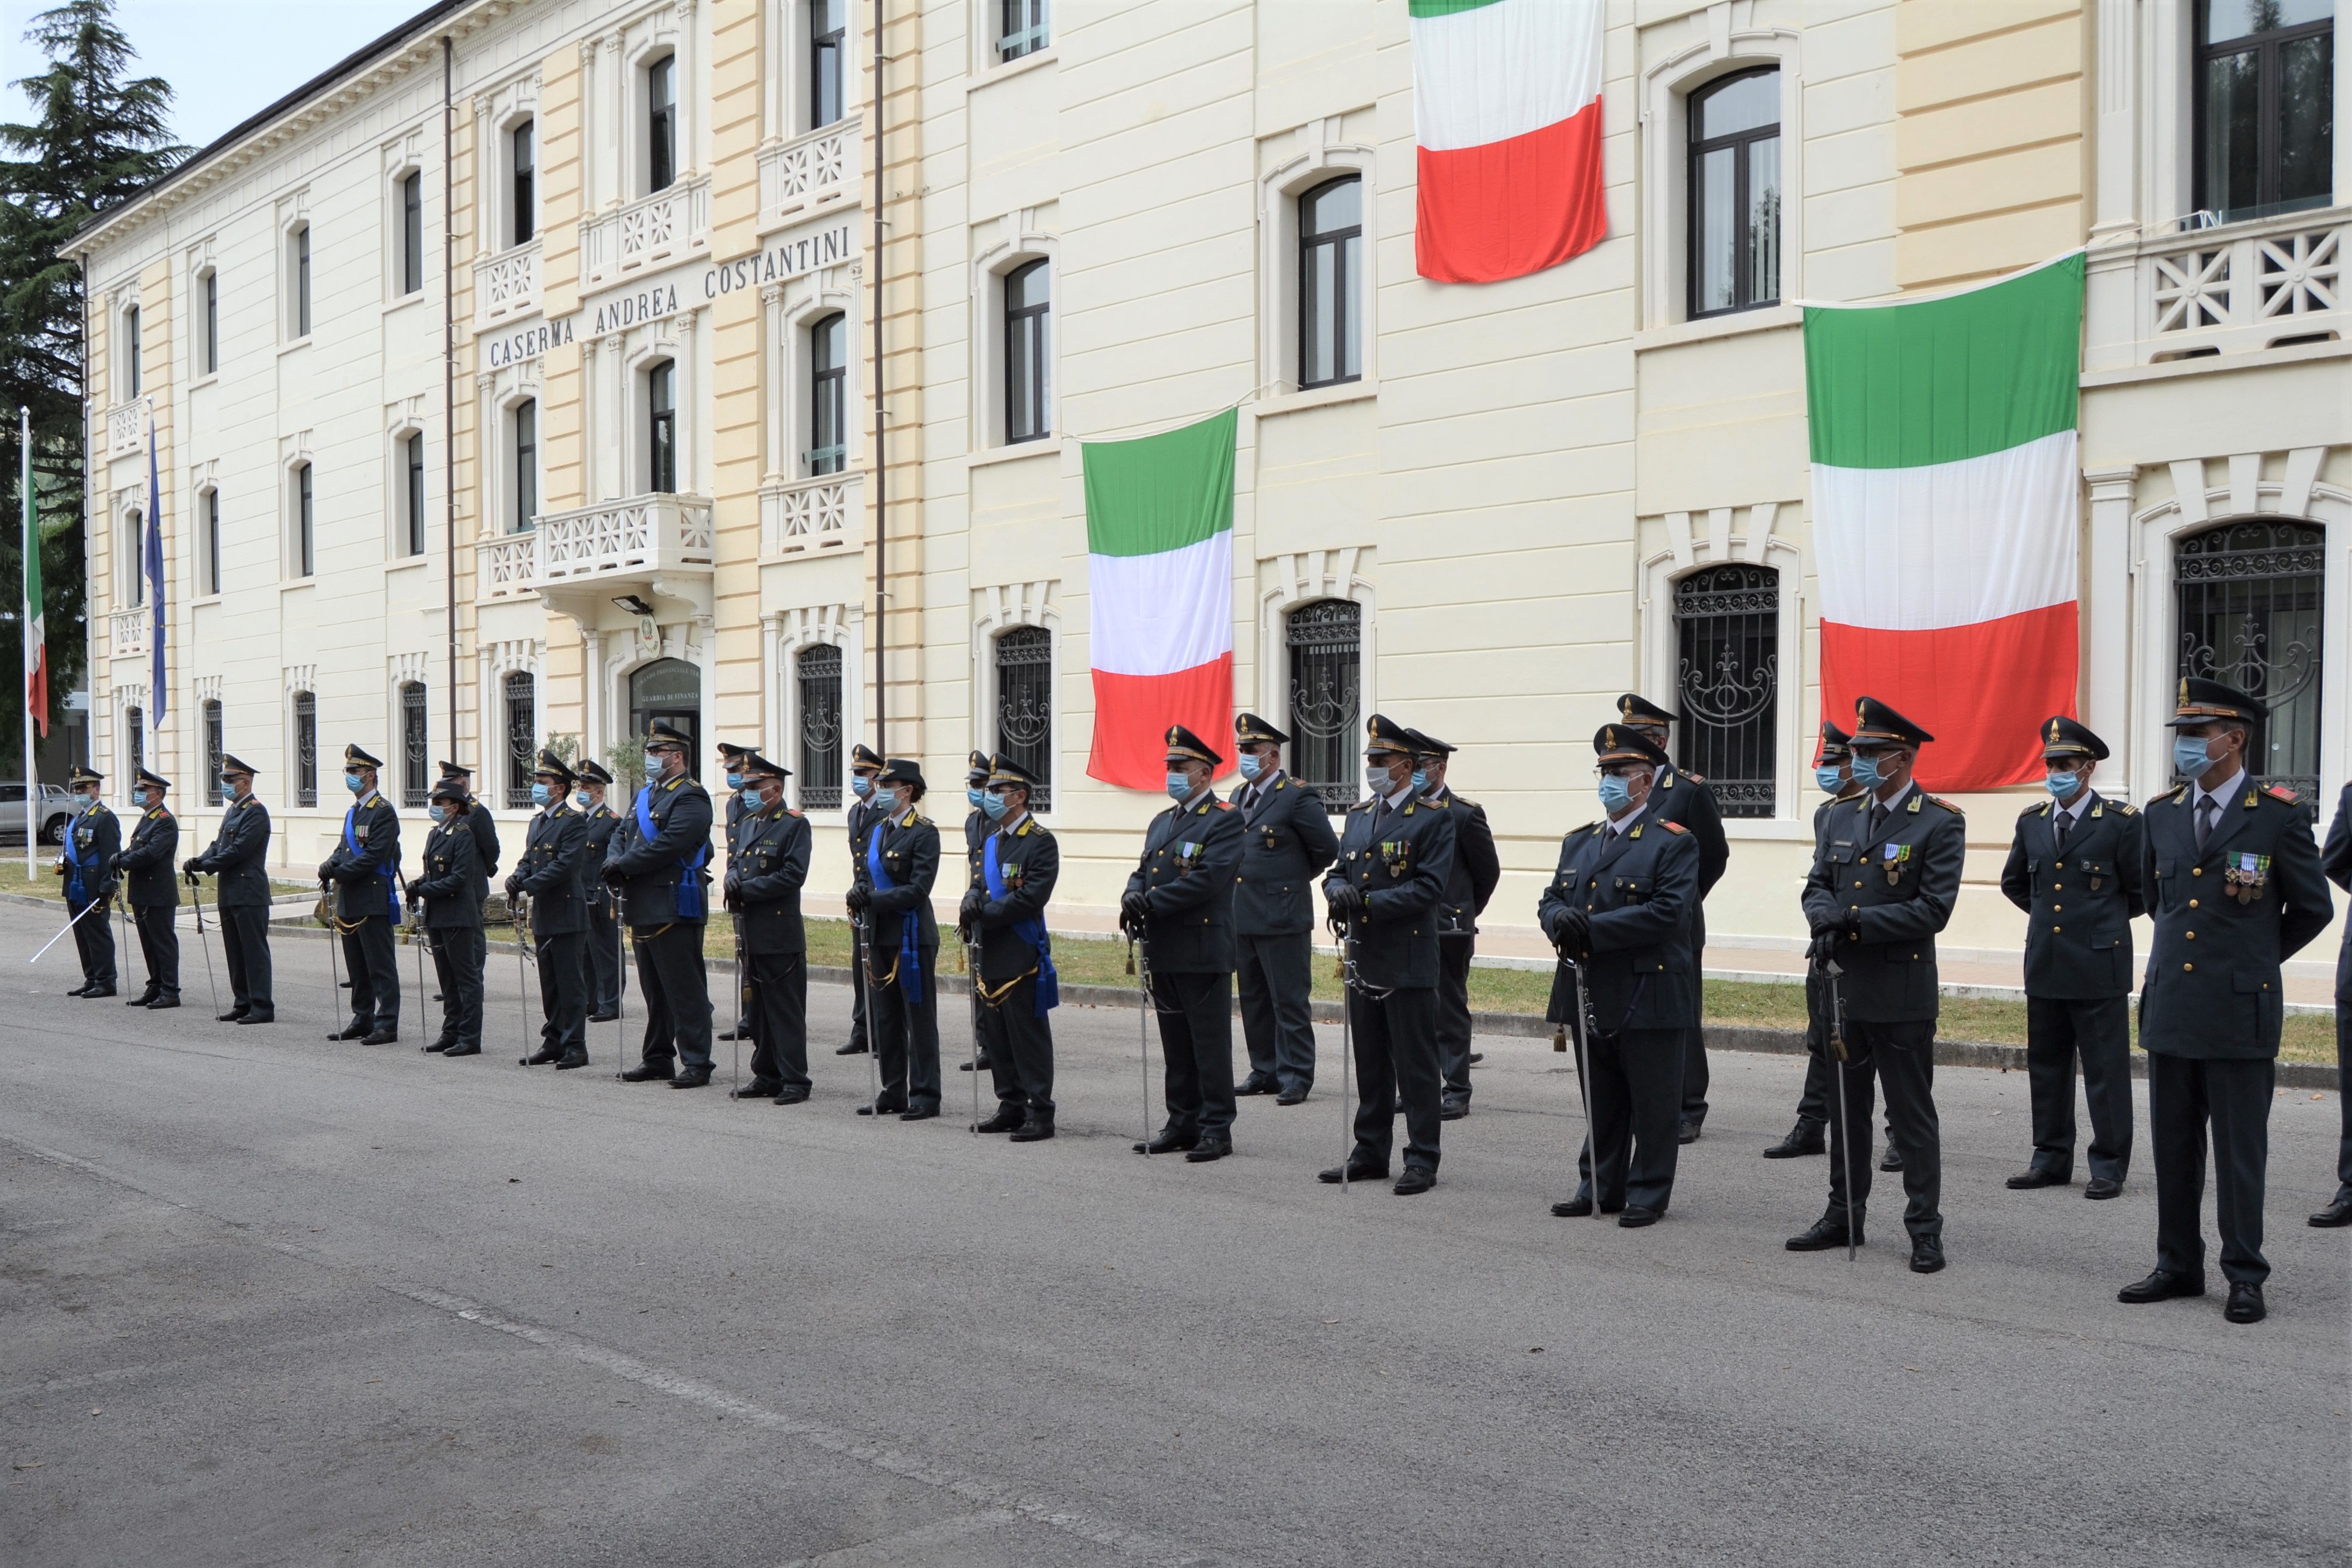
[0,0,186,768]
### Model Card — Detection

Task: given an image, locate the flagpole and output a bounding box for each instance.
[19,405,31,882]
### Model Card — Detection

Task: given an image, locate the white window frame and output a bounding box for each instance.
[190,255,219,381]
[766,603,863,821]
[387,419,429,557]
[507,393,542,532]
[117,493,146,606]
[767,0,864,141]
[286,458,317,580]
[972,0,1052,78]
[120,300,143,398]
[192,469,222,599]
[505,115,538,251]
[971,581,1058,813]
[637,44,682,197]
[1257,549,1377,809]
[1256,127,1377,398]
[970,224,1057,456]
[1638,26,1803,332]
[285,219,313,344]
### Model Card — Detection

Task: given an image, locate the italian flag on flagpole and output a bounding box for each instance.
[1411,0,1607,284]
[1805,252,2086,792]
[1083,408,1237,791]
[20,407,42,740]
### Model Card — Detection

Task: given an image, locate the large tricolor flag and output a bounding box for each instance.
[1083,408,1236,791]
[19,407,42,740]
[1805,253,2086,791]
[1411,0,1607,284]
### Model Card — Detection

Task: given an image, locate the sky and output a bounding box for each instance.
[2,0,424,151]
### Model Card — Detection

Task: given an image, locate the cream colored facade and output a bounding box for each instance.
[76,0,2348,974]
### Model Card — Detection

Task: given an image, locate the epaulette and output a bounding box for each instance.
[1451,793,1479,810]
[1659,820,1688,834]
[2164,783,2189,804]
[1423,795,1451,809]
[1349,798,1376,813]
[2020,800,2049,817]
[1684,770,1706,783]
[1213,799,1235,811]
[2108,801,2137,816]
[786,808,803,817]
[2263,783,2299,804]
[1926,795,1962,814]
[1575,822,1601,838]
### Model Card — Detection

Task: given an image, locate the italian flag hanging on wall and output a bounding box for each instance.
[1411,0,1608,284]
[1805,253,2086,792]
[1083,408,1237,791]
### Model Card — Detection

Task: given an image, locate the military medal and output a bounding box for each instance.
[2223,851,2269,905]
[1882,842,1911,886]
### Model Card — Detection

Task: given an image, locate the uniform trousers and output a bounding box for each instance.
[341,915,401,1031]
[745,951,810,1091]
[535,930,587,1055]
[1798,979,1897,1141]
[587,903,623,1016]
[218,904,274,1015]
[70,894,116,989]
[1237,931,1317,1094]
[845,922,870,1049]
[2024,994,2133,1182]
[980,974,1055,1116]
[1436,935,1476,1102]
[428,928,483,1045]
[1571,1026,1687,1213]
[2148,1053,2274,1286]
[2333,1006,2351,1205]
[132,904,179,998]
[1150,967,1237,1139]
[1680,943,1711,1124]
[1825,1019,1943,1241]
[633,922,714,1072]
[1347,984,1442,1173]
[868,946,942,1110]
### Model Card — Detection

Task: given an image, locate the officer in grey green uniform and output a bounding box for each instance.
[185,755,274,1022]
[605,721,717,1087]
[577,761,624,1021]
[320,745,403,1044]
[1407,729,1500,1120]
[959,750,994,1073]
[727,752,814,1102]
[838,742,886,1056]
[511,750,589,1067]
[436,761,499,1008]
[714,741,755,1043]
[1764,721,1866,1158]
[414,777,484,1056]
[58,765,119,997]
[115,768,181,1008]
[1230,713,1338,1105]
[852,758,943,1119]
[963,755,1061,1141]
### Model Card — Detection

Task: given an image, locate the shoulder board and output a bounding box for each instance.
[450,821,471,835]
[1683,770,1705,783]
[2020,800,2048,817]
[1926,795,1962,814]
[1659,820,1687,834]
[1569,823,1597,839]
[1348,799,1376,813]
[914,813,932,827]
[1451,793,1479,811]
[2263,784,2300,804]
[1213,799,1235,811]
[2108,801,2137,816]
[1422,796,1451,810]
[786,807,803,817]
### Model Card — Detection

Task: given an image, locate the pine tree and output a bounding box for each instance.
[0,0,186,769]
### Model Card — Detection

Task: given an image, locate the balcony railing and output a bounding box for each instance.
[478,530,538,601]
[110,606,145,656]
[761,472,861,557]
[475,239,542,328]
[759,118,859,229]
[106,400,144,459]
[584,176,710,289]
[2121,209,2346,364]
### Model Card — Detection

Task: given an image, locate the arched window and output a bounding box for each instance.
[510,120,536,247]
[646,362,677,492]
[203,700,224,805]
[1688,68,1780,317]
[504,671,537,809]
[401,682,430,807]
[1674,563,1779,817]
[1298,176,1362,389]
[810,0,845,129]
[2176,517,2326,813]
[646,54,677,195]
[125,706,144,787]
[1004,259,1051,444]
[807,316,845,475]
[1285,598,1361,812]
[796,643,844,809]
[628,658,702,770]
[993,625,1052,810]
[293,691,317,806]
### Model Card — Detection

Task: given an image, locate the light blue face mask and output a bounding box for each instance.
[980,790,1010,821]
[1816,764,1847,794]
[1598,775,1633,814]
[966,784,987,809]
[2045,768,2083,799]
[870,788,899,816]
[344,772,367,795]
[574,790,593,810]
[1236,753,1262,781]
[1410,769,1428,793]
[850,774,873,799]
[2173,734,2214,778]
[1365,765,1393,795]
[642,751,662,777]
[724,772,744,790]
[429,804,448,823]
[1165,772,1192,802]
[531,782,553,807]
[1848,753,1885,790]
[740,786,764,810]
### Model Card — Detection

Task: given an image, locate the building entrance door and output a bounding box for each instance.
[628,657,703,777]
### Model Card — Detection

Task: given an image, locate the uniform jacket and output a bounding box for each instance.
[582,802,622,920]
[320,792,401,921]
[114,804,181,908]
[1646,764,1729,950]
[511,803,589,934]
[1999,791,2146,1000]
[61,802,120,904]
[2323,783,2351,1005]
[2138,778,2332,1059]
[1322,789,1458,991]
[604,773,716,927]
[466,797,501,883]
[729,802,813,956]
[1536,810,1702,1034]
[1801,785,1966,1024]
[972,814,1058,986]
[964,808,989,880]
[193,795,273,907]
[855,806,941,953]
[847,795,883,864]
[1125,789,1244,973]
[1422,783,1500,938]
[1803,786,1870,1035]
[1227,771,1340,936]
[412,819,483,929]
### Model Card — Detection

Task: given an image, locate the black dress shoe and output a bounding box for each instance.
[1880,1146,1904,1172]
[1318,1160,1389,1184]
[440,1042,481,1057]
[2006,1167,2069,1189]
[1618,1205,1662,1229]
[1439,1097,1469,1122]
[2117,1269,2204,1304]
[716,1027,743,1042]
[1393,1167,1436,1196]
[217,1010,249,1023]
[331,1024,370,1041]
[1234,1073,1277,1097]
[731,1081,783,1099]
[958,1054,994,1071]
[1763,1121,1826,1158]
[1134,1128,1198,1156]
[899,1105,940,1122]
[147,995,181,1010]
[856,1098,908,1116]
[235,1012,274,1025]
[973,1106,1025,1133]
[1909,1237,1946,1274]
[2308,1195,2352,1228]
[1276,1087,1309,1106]
[834,1040,868,1056]
[587,1011,619,1024]
[1184,1136,1232,1163]
[126,991,159,1007]
[554,1051,589,1070]
[65,983,93,997]
[1678,1119,1701,1145]
[1786,1216,1862,1251]
[669,1069,713,1089]
[521,1047,563,1066]
[1467,1052,1483,1066]
[772,1087,810,1104]
[2223,1283,2266,1324]
[2084,1177,2124,1201]
[360,1029,399,1046]
[1551,1195,1594,1217]
[422,1038,455,1054]
[1008,1115,1055,1142]
[82,986,117,998]
[619,1063,676,1083]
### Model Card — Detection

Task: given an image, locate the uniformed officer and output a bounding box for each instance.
[2119,678,2332,1324]
[1614,696,1729,1144]
[838,741,886,1056]
[1764,722,1867,1159]
[115,768,181,1009]
[1320,713,1458,1196]
[1407,729,1500,1120]
[1122,724,1246,1162]
[57,765,119,997]
[575,761,625,1022]
[319,745,403,1044]
[1539,724,1702,1225]
[958,749,994,1073]
[1229,713,1338,1105]
[2314,780,2352,1230]
[414,777,484,1057]
[1790,698,1964,1274]
[725,752,814,1104]
[852,757,943,1119]
[436,760,500,1004]
[183,755,274,1023]
[604,721,718,1088]
[510,750,589,1068]
[714,740,755,1043]
[961,755,1061,1141]
[1999,716,2146,1198]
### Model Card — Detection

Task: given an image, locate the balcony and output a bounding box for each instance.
[478,494,716,605]
[474,239,542,328]
[478,531,537,602]
[109,606,144,656]
[583,175,710,290]
[761,471,861,557]
[2093,208,2347,369]
[106,399,144,459]
[759,118,859,231]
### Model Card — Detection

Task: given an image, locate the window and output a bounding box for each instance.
[290,224,311,338]
[2195,0,2334,225]
[203,701,224,806]
[1004,260,1051,445]
[796,643,844,809]
[1299,177,1362,389]
[504,672,536,809]
[647,364,677,492]
[2176,517,2326,818]
[124,509,145,606]
[401,171,425,293]
[125,707,143,783]
[294,691,317,806]
[628,658,701,762]
[1674,564,1779,818]
[402,682,429,807]
[807,318,845,474]
[512,401,538,528]
[293,463,314,577]
[404,431,426,555]
[123,306,140,397]
[1688,68,1781,318]
[1285,599,1360,812]
[810,0,845,129]
[510,123,536,247]
[200,270,218,373]
[647,55,677,195]
[1000,0,1048,61]
[993,625,1052,810]
[201,489,220,595]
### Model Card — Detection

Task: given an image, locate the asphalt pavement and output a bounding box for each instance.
[2,900,2345,1566]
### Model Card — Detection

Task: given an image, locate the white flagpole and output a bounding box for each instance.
[19,406,31,882]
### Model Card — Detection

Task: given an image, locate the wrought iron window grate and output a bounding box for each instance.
[2175,518,2325,822]
[504,673,536,810]
[203,701,224,806]
[1286,599,1361,813]
[401,684,429,807]
[294,692,317,807]
[797,644,844,810]
[1675,565,1778,817]
[994,625,1053,810]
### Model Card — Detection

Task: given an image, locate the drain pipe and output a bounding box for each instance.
[442,34,460,762]
[870,0,886,752]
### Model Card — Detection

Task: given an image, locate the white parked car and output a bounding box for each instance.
[0,782,75,845]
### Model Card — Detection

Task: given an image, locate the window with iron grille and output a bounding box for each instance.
[2176,516,2326,820]
[797,643,844,810]
[204,701,224,805]
[994,625,1053,810]
[401,683,429,807]
[504,672,536,809]
[1674,564,1778,817]
[1286,599,1361,813]
[2194,0,2335,226]
[810,0,845,128]
[294,692,317,806]
[125,707,144,795]
[1004,260,1051,445]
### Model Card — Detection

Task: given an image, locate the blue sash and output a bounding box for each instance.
[983,831,1057,1016]
[634,785,709,920]
[63,807,99,901]
[865,824,925,1004]
[344,805,400,921]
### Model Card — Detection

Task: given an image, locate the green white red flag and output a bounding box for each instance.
[20,407,43,740]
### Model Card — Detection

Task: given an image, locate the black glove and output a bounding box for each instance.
[602,861,626,887]
[1119,889,1149,925]
[1806,927,1841,965]
[1550,906,1591,953]
[1326,884,1363,922]
[959,889,987,925]
[723,871,742,897]
[504,878,523,900]
[183,866,201,886]
[845,884,871,911]
[316,862,335,885]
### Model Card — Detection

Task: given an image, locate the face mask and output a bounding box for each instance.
[981,790,1010,822]
[1848,754,1883,790]
[850,774,873,799]
[574,790,593,810]
[1236,753,1262,781]
[870,788,899,816]
[740,786,765,810]
[2173,734,2214,778]
[1365,765,1393,795]
[131,790,148,809]
[1816,764,1847,795]
[1410,769,1428,793]
[222,776,238,792]
[345,772,367,795]
[1165,772,1193,802]
[724,771,744,790]
[531,782,553,807]
[2045,768,2082,800]
[1598,775,1633,814]
[429,804,448,823]
[966,784,987,808]
[642,751,663,776]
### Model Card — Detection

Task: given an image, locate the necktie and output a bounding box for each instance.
[2195,796,2216,852]
[2055,810,2071,852]
[1240,785,1258,812]
[1869,803,1888,838]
